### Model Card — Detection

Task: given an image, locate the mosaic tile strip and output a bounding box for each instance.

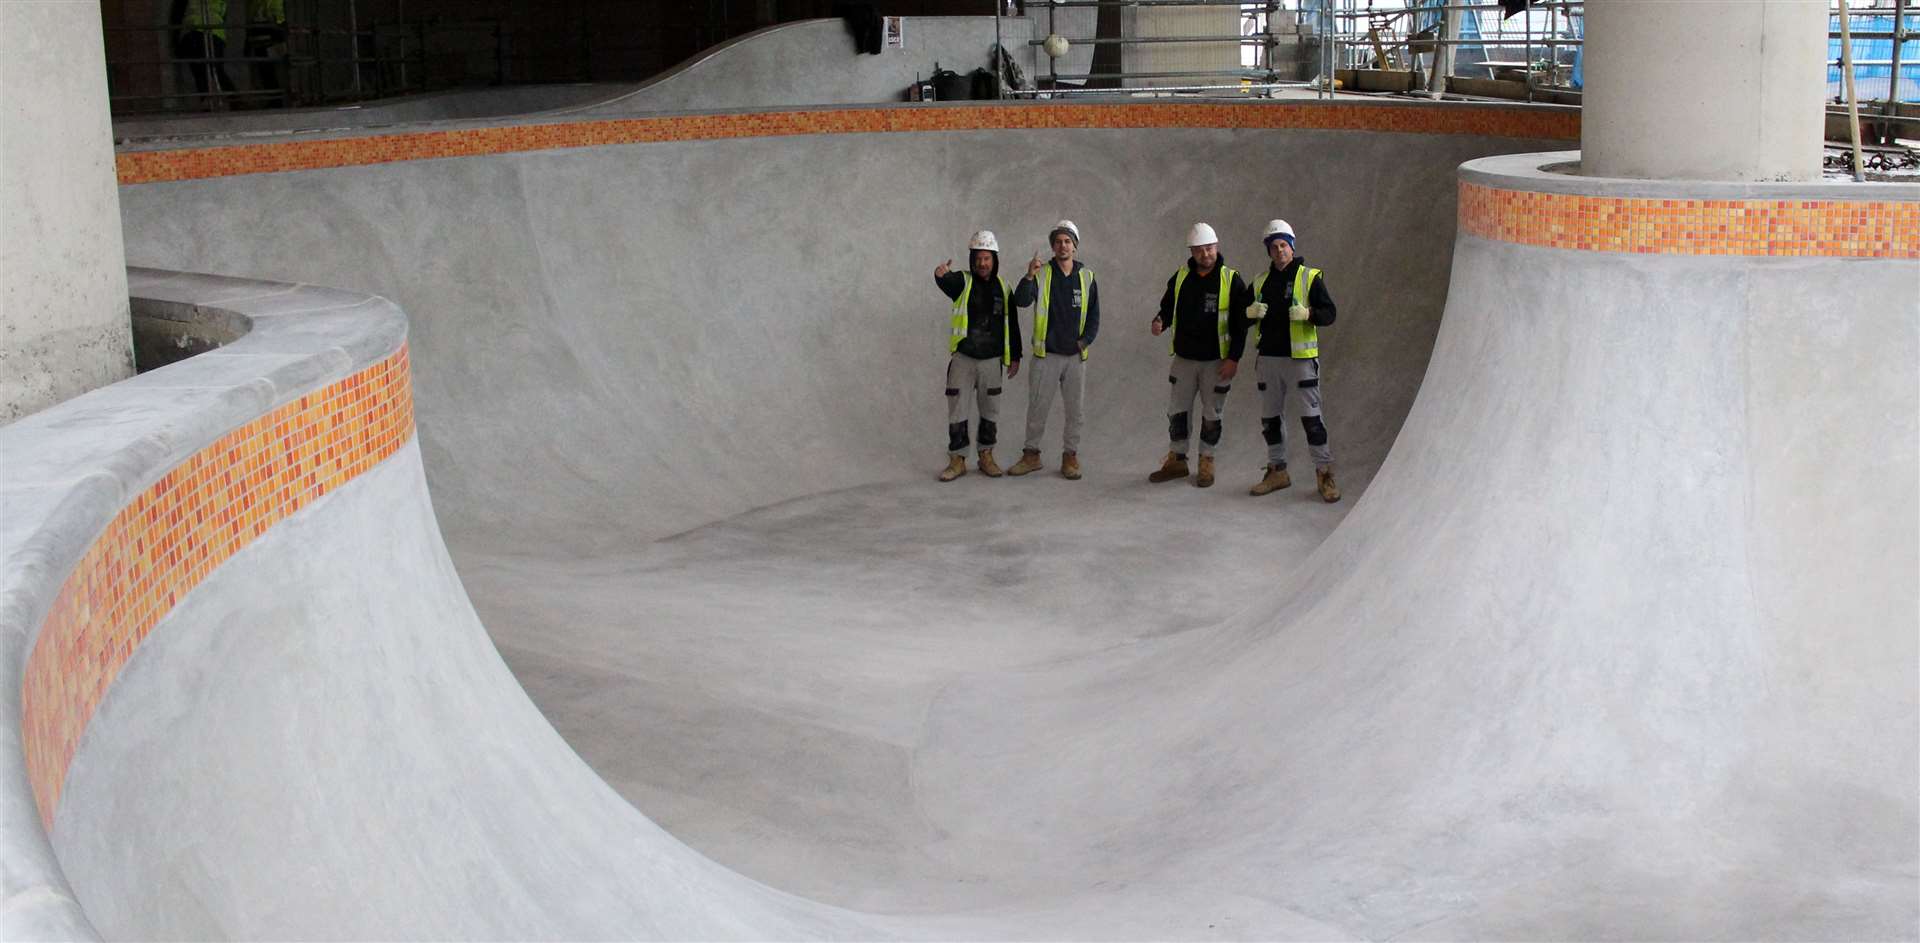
[117,103,1578,184]
[21,345,415,830]
[1458,180,1920,258]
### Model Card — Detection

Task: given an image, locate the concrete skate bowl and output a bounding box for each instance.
[4,100,1915,940]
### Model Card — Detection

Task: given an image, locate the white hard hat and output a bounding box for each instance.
[968,230,1000,253]
[1262,219,1296,243]
[1186,222,1218,247]
[1049,219,1080,245]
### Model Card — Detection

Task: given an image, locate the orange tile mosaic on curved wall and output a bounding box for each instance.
[21,346,414,830]
[116,102,1579,184]
[1458,180,1920,259]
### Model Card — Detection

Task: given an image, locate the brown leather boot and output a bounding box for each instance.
[1316,465,1341,503]
[938,455,967,482]
[977,448,1003,477]
[1007,449,1044,476]
[1249,464,1292,496]
[1060,451,1082,480]
[1148,451,1189,483]
[1195,454,1216,488]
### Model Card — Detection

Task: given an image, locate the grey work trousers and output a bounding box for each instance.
[1166,356,1230,457]
[1022,353,1086,454]
[945,353,1003,456]
[1256,355,1332,469]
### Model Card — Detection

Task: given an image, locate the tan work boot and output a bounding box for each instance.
[1148,451,1189,483]
[1195,454,1216,488]
[977,448,1003,477]
[1060,451,1082,480]
[1249,464,1292,496]
[1007,449,1044,476]
[1316,465,1341,503]
[938,455,967,482]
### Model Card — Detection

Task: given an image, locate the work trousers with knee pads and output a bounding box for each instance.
[1256,356,1332,469]
[945,354,1004,456]
[1166,357,1230,458]
[1023,354,1086,454]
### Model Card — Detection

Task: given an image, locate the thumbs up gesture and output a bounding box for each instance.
[1027,252,1044,278]
[935,258,953,278]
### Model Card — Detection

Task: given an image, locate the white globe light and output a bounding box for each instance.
[1043,34,1070,59]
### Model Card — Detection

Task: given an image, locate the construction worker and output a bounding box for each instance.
[171,0,235,98]
[1247,219,1341,502]
[1149,223,1254,488]
[1007,220,1099,480]
[932,230,1028,481]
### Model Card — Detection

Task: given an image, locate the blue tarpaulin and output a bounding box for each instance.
[1829,13,1919,103]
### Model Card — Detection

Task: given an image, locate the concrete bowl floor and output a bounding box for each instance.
[462,466,1357,913]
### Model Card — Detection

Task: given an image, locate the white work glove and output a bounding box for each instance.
[1288,304,1311,322]
[1246,301,1268,320]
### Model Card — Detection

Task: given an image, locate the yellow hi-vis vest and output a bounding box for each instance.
[951,274,1013,366]
[1032,264,1093,360]
[184,0,229,39]
[1253,264,1323,359]
[1170,264,1235,359]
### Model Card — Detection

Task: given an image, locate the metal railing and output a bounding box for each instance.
[997,0,1319,99]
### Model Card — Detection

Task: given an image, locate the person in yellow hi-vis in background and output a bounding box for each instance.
[1007,220,1100,480]
[932,230,1030,481]
[1246,219,1341,502]
[172,0,235,97]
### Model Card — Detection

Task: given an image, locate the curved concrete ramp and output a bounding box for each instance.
[29,106,1916,937]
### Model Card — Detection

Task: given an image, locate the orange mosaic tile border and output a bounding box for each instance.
[117,103,1578,184]
[20,345,415,830]
[1458,180,1920,258]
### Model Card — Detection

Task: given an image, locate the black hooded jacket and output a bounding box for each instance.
[1155,254,1255,362]
[936,252,1031,362]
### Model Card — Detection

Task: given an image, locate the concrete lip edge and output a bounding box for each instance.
[0,270,409,943]
[1461,149,1920,201]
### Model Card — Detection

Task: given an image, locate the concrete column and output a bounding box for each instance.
[1581,0,1829,181]
[2,0,133,423]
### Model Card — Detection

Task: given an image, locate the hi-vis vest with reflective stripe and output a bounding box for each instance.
[951,275,1013,365]
[1252,264,1322,359]
[1033,264,1093,360]
[1170,264,1235,359]
[183,0,229,39]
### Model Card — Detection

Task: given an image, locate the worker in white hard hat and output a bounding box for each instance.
[1007,219,1100,480]
[932,229,1031,482]
[1246,218,1340,502]
[1148,222,1255,488]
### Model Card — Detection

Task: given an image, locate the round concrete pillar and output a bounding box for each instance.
[1581,0,1829,181]
[1,0,132,423]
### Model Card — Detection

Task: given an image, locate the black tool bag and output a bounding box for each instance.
[932,68,971,101]
[969,68,1000,100]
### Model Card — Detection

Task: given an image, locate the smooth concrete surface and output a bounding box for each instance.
[23,128,1914,938]
[1582,0,1828,181]
[0,272,408,942]
[117,124,1533,549]
[0,0,133,422]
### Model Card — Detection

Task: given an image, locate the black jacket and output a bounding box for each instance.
[1155,256,1254,362]
[1017,259,1101,356]
[936,263,1030,362]
[1252,257,1337,358]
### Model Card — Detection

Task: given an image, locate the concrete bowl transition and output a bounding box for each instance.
[2,99,1915,940]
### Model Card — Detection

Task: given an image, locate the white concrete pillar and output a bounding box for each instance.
[2,0,133,423]
[1581,0,1829,181]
